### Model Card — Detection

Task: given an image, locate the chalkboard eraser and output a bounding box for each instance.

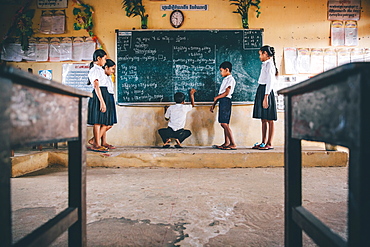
[132,28,136,30]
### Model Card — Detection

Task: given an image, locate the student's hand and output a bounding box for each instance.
[100,102,107,112]
[190,88,197,94]
[263,98,269,109]
[210,105,214,113]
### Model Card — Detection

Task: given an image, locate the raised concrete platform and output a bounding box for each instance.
[11,146,349,177]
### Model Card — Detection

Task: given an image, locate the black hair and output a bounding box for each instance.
[93,49,107,61]
[174,92,185,103]
[103,59,116,69]
[260,45,279,76]
[87,49,107,85]
[219,61,232,72]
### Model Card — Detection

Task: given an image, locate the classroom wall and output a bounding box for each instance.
[1,0,370,147]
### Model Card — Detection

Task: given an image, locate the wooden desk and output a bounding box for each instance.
[278,62,370,246]
[0,65,91,246]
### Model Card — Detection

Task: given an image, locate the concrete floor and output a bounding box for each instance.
[11,166,348,246]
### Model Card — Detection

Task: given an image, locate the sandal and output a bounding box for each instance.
[89,146,109,153]
[259,145,274,150]
[103,144,116,149]
[212,144,227,149]
[174,145,183,148]
[252,142,264,149]
[162,144,170,148]
[221,146,237,150]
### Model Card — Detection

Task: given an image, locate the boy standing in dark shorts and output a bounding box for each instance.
[210,61,237,150]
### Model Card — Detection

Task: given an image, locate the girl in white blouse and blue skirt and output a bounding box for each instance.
[252,45,278,150]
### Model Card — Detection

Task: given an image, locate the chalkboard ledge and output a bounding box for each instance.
[117,102,254,107]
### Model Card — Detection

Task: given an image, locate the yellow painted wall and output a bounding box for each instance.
[1,0,369,147]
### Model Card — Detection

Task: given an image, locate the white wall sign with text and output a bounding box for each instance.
[38,0,67,9]
[328,0,361,20]
[161,5,208,11]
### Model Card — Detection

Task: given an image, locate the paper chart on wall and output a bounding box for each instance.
[310,48,324,74]
[22,38,37,61]
[337,48,351,66]
[82,37,96,61]
[72,37,84,61]
[297,48,310,74]
[331,21,345,46]
[1,43,23,62]
[284,47,298,74]
[60,37,72,61]
[36,38,49,62]
[62,63,93,92]
[345,21,358,46]
[323,48,337,71]
[365,49,370,62]
[49,37,61,62]
[350,48,364,62]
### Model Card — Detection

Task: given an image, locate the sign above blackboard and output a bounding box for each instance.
[116,29,263,104]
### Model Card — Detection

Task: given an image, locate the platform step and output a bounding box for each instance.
[11,146,348,177]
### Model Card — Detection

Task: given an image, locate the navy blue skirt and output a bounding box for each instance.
[252,84,277,121]
[87,87,117,126]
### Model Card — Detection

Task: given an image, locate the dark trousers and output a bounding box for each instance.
[158,127,192,143]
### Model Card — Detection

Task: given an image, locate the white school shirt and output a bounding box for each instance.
[88,64,108,89]
[165,104,193,131]
[258,58,276,95]
[218,75,236,99]
[106,75,114,94]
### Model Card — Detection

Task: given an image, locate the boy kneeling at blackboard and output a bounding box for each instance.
[158,89,196,148]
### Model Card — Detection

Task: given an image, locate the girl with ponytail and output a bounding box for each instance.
[87,49,111,152]
[252,45,278,150]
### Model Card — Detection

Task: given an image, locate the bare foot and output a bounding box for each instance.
[88,138,94,145]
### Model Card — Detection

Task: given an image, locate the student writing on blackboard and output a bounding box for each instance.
[210,61,237,150]
[88,59,117,150]
[252,45,278,150]
[158,89,196,148]
[87,49,111,153]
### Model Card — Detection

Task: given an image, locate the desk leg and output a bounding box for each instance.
[68,97,87,247]
[284,96,302,247]
[0,78,12,246]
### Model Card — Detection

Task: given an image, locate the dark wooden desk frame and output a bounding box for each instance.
[278,62,370,247]
[0,66,91,246]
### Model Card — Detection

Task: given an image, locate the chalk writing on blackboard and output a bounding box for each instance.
[116,29,263,104]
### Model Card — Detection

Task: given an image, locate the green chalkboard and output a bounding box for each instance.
[116,29,263,104]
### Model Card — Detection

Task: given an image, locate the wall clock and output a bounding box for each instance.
[170,10,184,28]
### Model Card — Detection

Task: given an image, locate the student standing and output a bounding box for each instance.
[210,61,237,150]
[88,59,117,149]
[87,49,110,152]
[252,45,278,150]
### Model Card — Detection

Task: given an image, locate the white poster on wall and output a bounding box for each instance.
[310,48,324,74]
[323,48,337,71]
[62,63,93,92]
[297,48,311,74]
[284,47,298,74]
[344,20,358,46]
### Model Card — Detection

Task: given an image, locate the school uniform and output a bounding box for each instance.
[158,104,193,143]
[87,64,117,126]
[252,58,277,121]
[218,74,236,124]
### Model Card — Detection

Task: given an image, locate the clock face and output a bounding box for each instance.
[39,70,52,80]
[170,10,184,28]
